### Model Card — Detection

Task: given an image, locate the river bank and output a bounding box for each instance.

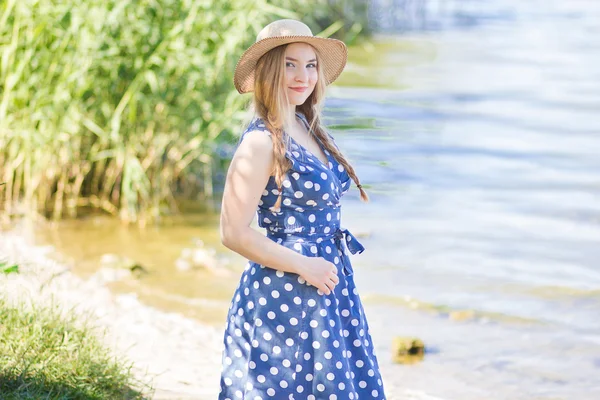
[0,225,444,400]
[1,226,224,399]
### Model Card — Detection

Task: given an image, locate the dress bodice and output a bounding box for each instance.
[239,112,352,237]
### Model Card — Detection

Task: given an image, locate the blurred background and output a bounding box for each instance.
[1,0,599,399]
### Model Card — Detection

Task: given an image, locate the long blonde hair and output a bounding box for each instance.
[252,43,368,211]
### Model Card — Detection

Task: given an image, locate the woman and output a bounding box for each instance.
[219,19,386,399]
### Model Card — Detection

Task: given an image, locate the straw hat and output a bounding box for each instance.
[233,19,348,94]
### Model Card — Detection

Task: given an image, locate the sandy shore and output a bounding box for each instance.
[0,228,444,400]
[0,229,224,398]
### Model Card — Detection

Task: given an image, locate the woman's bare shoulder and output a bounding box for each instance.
[239,117,273,143]
[237,118,273,159]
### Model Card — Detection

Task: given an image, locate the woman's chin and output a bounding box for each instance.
[287,91,311,105]
[289,97,309,106]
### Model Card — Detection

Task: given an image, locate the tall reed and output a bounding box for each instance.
[0,0,368,224]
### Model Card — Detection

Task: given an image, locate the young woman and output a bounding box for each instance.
[218,19,386,399]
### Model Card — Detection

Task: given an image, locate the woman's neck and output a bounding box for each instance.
[283,106,299,130]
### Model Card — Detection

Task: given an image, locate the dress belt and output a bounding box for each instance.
[267,228,365,276]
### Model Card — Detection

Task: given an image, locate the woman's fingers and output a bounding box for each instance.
[319,275,341,295]
[313,261,341,295]
[325,279,336,293]
[331,273,339,285]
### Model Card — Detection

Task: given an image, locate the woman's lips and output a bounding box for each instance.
[290,87,307,93]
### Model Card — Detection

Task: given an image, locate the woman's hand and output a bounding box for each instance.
[298,257,340,295]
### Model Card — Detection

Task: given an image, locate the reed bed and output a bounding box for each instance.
[0,0,368,224]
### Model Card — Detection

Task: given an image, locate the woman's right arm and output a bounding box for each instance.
[220,130,339,295]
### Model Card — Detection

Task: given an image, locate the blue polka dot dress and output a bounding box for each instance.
[219,112,386,399]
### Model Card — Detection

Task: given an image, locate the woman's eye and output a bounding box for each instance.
[286,62,317,68]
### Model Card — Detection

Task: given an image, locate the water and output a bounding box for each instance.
[328,0,600,397]
[32,0,600,398]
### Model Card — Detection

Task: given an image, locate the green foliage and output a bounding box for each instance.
[0,0,368,224]
[0,298,147,399]
[271,0,370,44]
[0,260,19,274]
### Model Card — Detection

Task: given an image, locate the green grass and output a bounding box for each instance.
[0,298,149,399]
[0,260,19,274]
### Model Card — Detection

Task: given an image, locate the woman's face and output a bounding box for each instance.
[284,43,318,106]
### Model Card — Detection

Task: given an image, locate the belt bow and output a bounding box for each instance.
[333,228,365,275]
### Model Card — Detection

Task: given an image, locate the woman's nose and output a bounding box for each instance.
[295,67,308,82]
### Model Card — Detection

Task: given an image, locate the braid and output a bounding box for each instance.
[304,111,369,202]
[252,46,294,213]
[264,113,291,212]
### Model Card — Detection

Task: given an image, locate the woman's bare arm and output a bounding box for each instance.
[220,129,339,294]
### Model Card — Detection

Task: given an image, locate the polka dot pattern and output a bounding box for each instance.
[219,113,385,399]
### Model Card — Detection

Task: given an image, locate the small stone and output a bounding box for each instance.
[392,336,425,364]
[175,258,192,272]
[449,310,476,322]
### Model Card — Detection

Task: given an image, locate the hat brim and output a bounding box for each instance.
[233,36,348,94]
